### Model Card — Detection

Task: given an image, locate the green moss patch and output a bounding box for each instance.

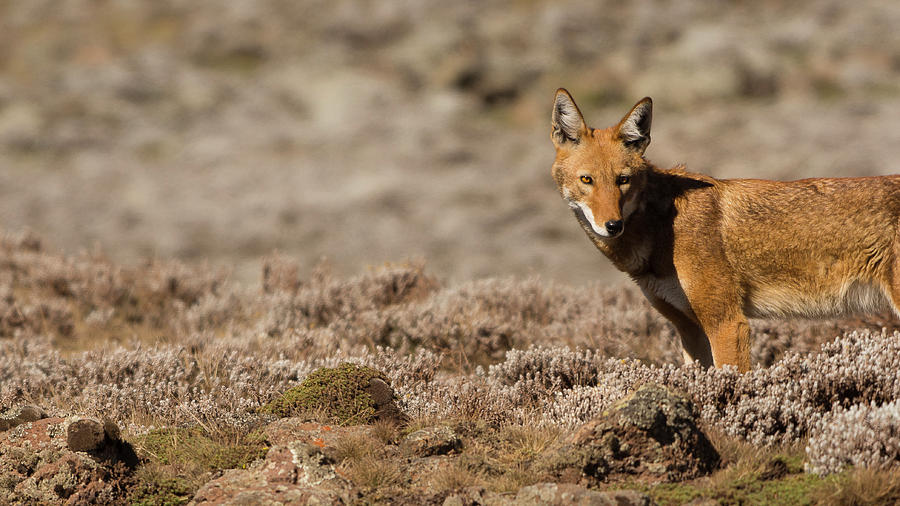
[260,363,389,425]
[129,475,193,506]
[648,473,822,506]
[634,455,824,506]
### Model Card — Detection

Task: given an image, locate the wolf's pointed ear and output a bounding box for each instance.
[617,97,652,153]
[552,88,587,147]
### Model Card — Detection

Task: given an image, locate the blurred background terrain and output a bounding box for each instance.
[1,0,900,285]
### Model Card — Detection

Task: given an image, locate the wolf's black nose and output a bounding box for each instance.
[605,220,623,235]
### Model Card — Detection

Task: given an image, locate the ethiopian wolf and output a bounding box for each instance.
[550,88,900,372]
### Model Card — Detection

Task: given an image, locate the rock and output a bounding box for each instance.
[439,484,654,506]
[0,405,47,431]
[262,418,375,457]
[190,442,356,505]
[0,416,137,504]
[367,377,407,424]
[260,363,406,426]
[66,417,106,452]
[442,486,487,506]
[548,383,719,483]
[402,426,462,457]
[513,483,654,506]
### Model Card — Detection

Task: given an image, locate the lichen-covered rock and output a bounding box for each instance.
[512,483,654,506]
[0,405,47,432]
[0,415,137,504]
[440,484,654,506]
[402,426,462,457]
[190,442,356,505]
[260,363,405,425]
[548,383,719,483]
[262,418,376,465]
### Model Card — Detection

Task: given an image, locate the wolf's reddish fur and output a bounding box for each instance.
[550,89,900,372]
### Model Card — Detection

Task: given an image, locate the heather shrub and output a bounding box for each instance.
[0,230,229,347]
[2,229,900,456]
[393,330,900,449]
[806,401,900,476]
[540,330,900,446]
[379,277,682,366]
[257,261,438,334]
[719,329,900,446]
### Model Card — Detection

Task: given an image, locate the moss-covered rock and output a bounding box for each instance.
[259,363,400,425]
[547,383,719,484]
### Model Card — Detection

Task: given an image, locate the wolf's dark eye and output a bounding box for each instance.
[616,175,631,185]
[580,175,593,185]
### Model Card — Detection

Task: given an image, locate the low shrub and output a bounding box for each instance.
[807,400,900,476]
[259,363,389,425]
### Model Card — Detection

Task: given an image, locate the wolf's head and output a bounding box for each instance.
[550,89,652,240]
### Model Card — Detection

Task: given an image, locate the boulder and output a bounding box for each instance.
[402,426,462,457]
[512,483,654,506]
[440,483,654,506]
[66,418,107,452]
[260,363,406,426]
[0,405,47,431]
[548,383,719,483]
[190,442,356,505]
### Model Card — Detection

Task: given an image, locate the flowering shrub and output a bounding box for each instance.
[1,228,899,463]
[806,401,900,475]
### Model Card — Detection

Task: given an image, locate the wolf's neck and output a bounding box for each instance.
[600,165,673,277]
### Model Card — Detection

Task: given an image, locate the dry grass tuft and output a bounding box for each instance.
[333,431,382,465]
[342,455,404,491]
[428,458,484,493]
[497,424,561,463]
[703,428,805,492]
[812,468,900,506]
[371,419,401,446]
